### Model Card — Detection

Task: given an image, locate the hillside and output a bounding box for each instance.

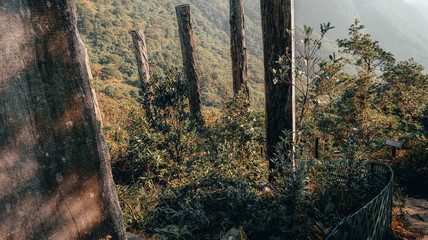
[76,0,265,109]
[77,0,428,113]
[71,2,427,237]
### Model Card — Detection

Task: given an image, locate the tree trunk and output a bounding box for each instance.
[230,0,249,96]
[0,1,125,239]
[260,0,293,175]
[130,29,154,118]
[175,4,203,119]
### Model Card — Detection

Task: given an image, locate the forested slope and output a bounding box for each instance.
[76,0,427,164]
[77,0,428,113]
[76,0,265,109]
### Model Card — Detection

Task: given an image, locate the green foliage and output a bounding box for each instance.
[76,0,265,108]
[140,131,385,240]
[200,92,265,163]
[276,19,427,200]
[293,20,428,163]
[292,20,427,198]
[114,68,265,186]
[275,22,343,147]
[112,65,390,239]
[77,0,428,234]
[115,69,195,184]
[337,19,394,72]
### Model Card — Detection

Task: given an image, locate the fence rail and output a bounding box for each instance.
[326,161,394,240]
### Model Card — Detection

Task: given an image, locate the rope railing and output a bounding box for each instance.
[326,161,394,240]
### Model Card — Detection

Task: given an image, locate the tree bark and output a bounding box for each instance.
[0,0,125,239]
[175,4,203,119]
[260,0,293,174]
[130,29,154,119]
[230,0,249,96]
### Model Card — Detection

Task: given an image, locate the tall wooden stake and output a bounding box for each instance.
[315,137,320,159]
[175,4,203,119]
[230,0,249,96]
[261,0,293,177]
[291,0,296,144]
[291,0,296,169]
[130,29,154,118]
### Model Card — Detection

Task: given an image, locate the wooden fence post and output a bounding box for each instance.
[230,0,249,96]
[315,137,320,159]
[130,29,154,118]
[175,4,203,119]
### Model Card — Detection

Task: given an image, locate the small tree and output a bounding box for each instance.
[274,23,339,160]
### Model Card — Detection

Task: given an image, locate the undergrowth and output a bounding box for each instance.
[113,69,386,239]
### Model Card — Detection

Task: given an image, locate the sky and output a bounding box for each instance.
[403,0,428,5]
[403,0,428,11]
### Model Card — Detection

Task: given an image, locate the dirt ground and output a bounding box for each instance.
[404,198,428,239]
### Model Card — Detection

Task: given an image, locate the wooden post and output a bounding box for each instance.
[130,29,154,118]
[291,0,296,145]
[392,147,397,166]
[315,137,320,159]
[229,0,249,96]
[0,0,125,239]
[261,0,293,175]
[175,4,203,119]
[386,139,402,165]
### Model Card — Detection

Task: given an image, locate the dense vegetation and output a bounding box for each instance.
[117,22,426,239]
[114,68,387,239]
[76,0,265,109]
[75,0,341,164]
[75,0,427,239]
[75,0,268,167]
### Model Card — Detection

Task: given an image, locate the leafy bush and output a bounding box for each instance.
[112,20,427,239]
[140,133,385,240]
[114,69,265,186]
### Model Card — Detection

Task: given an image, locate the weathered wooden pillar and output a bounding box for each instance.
[175,4,203,119]
[130,29,154,118]
[315,137,320,159]
[230,0,249,96]
[260,0,293,173]
[0,1,125,239]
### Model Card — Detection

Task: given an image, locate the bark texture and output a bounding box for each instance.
[0,0,125,239]
[260,0,293,168]
[175,4,203,118]
[230,0,249,96]
[130,29,154,118]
